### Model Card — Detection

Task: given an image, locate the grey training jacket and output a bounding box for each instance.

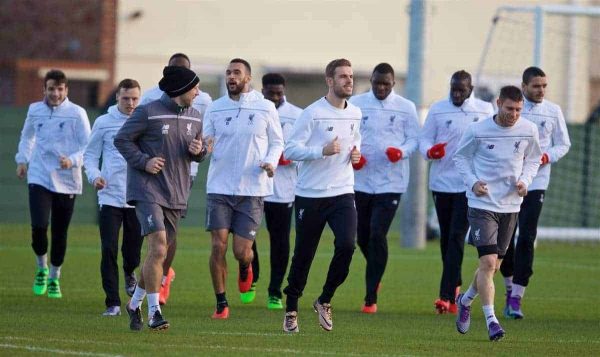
[114,94,207,209]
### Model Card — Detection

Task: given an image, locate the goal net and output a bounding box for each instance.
[475,5,600,241]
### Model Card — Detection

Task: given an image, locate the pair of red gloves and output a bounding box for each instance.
[352,147,403,170]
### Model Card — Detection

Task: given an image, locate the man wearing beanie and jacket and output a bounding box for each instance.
[115,66,208,331]
[203,58,284,319]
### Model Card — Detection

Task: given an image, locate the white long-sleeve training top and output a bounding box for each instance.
[453,116,542,213]
[83,105,132,208]
[140,85,212,177]
[521,97,571,190]
[349,90,420,194]
[203,90,284,196]
[15,98,91,194]
[419,95,494,193]
[284,97,362,198]
[265,100,303,203]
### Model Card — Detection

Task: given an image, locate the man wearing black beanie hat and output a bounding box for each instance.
[115,65,208,331]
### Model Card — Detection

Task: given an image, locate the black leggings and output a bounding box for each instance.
[28,184,76,267]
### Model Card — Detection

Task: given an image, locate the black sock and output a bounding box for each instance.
[239,263,249,281]
[216,292,228,312]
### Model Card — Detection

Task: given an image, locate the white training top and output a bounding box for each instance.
[83,105,132,208]
[453,116,542,213]
[349,90,420,194]
[265,100,303,203]
[521,97,571,190]
[203,90,284,196]
[140,85,212,177]
[15,98,91,194]
[419,95,494,193]
[284,97,362,198]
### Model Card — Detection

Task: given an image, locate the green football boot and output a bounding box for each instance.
[267,295,283,310]
[240,282,256,304]
[33,268,49,296]
[47,278,62,299]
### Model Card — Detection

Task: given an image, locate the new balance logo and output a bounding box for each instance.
[362,116,369,122]
[446,120,452,128]
[473,117,479,122]
[298,209,304,221]
[161,124,170,135]
[186,123,193,136]
[487,144,495,150]
[326,126,333,131]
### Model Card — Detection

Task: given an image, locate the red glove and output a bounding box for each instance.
[540,153,550,165]
[352,155,367,170]
[385,147,403,163]
[427,142,447,160]
[278,153,291,166]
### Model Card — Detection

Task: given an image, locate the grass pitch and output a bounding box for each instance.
[1,223,599,356]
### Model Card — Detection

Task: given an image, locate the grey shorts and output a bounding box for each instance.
[467,207,518,258]
[134,201,181,242]
[206,194,264,240]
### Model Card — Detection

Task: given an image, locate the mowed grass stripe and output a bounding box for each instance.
[1,224,599,356]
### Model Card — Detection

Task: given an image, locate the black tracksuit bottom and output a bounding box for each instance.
[99,205,143,307]
[355,191,401,304]
[284,194,357,312]
[29,184,76,267]
[433,191,469,303]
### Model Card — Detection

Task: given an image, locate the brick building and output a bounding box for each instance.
[0,0,116,107]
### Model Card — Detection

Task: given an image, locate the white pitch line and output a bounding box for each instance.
[0,343,123,357]
[0,335,410,357]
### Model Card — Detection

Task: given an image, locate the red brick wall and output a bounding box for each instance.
[0,0,116,106]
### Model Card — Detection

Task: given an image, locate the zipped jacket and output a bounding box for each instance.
[521,98,571,190]
[203,90,284,196]
[15,97,91,194]
[84,105,132,208]
[114,94,207,209]
[265,100,303,203]
[419,95,494,192]
[141,86,212,177]
[350,90,420,194]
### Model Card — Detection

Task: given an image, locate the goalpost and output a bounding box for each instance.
[475,4,600,242]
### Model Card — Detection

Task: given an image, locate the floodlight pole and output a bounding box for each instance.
[402,0,427,249]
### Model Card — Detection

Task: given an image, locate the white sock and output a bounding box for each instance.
[36,255,48,269]
[504,276,513,293]
[49,264,61,279]
[161,275,167,286]
[147,293,161,318]
[512,284,526,298]
[129,286,146,310]
[483,305,498,327]
[461,285,478,307]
